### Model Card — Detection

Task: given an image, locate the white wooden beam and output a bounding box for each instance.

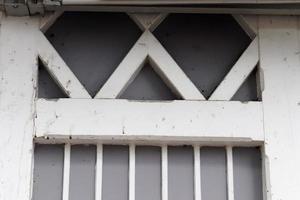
[0,16,39,200]
[37,31,91,98]
[161,146,168,200]
[95,144,103,200]
[209,37,259,101]
[194,145,201,200]
[95,32,148,99]
[233,15,258,40]
[226,146,234,200]
[40,10,64,33]
[35,99,264,142]
[63,143,71,200]
[147,31,206,100]
[259,15,300,200]
[129,144,136,200]
[128,13,168,31]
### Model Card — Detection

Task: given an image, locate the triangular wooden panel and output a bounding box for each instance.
[232,67,259,101]
[38,59,68,98]
[120,61,179,100]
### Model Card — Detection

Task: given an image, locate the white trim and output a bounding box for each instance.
[95,144,103,200]
[129,144,136,200]
[128,13,168,31]
[37,31,91,98]
[161,146,168,200]
[63,143,71,200]
[209,37,259,101]
[194,145,201,200]
[40,10,64,33]
[226,146,234,200]
[35,99,264,142]
[233,15,258,40]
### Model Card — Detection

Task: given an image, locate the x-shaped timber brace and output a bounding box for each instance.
[2,11,300,200]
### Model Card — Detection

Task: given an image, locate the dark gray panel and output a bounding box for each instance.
[135,146,161,200]
[168,146,194,200]
[102,145,129,200]
[121,62,177,100]
[232,68,258,101]
[200,147,227,200]
[233,147,263,200]
[69,145,96,200]
[154,14,254,100]
[45,12,142,97]
[32,144,64,200]
[38,59,68,98]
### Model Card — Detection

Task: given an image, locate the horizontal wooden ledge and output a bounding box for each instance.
[35,99,264,142]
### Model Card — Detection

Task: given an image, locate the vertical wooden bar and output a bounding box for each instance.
[129,144,136,200]
[226,146,234,200]
[162,146,168,200]
[0,16,39,200]
[194,145,201,200]
[63,144,71,200]
[259,15,300,200]
[96,144,103,200]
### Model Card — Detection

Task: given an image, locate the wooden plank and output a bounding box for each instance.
[96,144,103,200]
[147,31,206,100]
[209,37,259,101]
[194,145,201,200]
[35,99,264,142]
[259,15,300,200]
[40,10,64,33]
[161,146,168,200]
[37,31,91,98]
[129,144,136,200]
[226,146,234,200]
[95,32,148,99]
[233,15,258,39]
[63,143,71,200]
[0,16,39,200]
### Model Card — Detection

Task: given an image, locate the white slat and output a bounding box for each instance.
[162,146,168,200]
[96,144,103,200]
[233,15,258,40]
[94,32,148,99]
[129,144,136,200]
[35,99,264,142]
[37,32,91,98]
[209,37,259,101]
[226,146,234,200]
[194,145,201,200]
[63,143,71,200]
[148,31,206,100]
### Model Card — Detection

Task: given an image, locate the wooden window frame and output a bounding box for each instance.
[0,10,299,200]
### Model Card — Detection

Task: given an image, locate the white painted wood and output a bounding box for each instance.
[161,146,168,200]
[129,144,136,200]
[96,144,103,200]
[194,145,201,200]
[233,15,258,39]
[95,32,148,99]
[0,16,39,200]
[37,31,91,98]
[226,146,234,200]
[63,143,71,200]
[259,15,300,200]
[35,99,264,142]
[40,10,64,33]
[209,37,259,101]
[129,13,168,31]
[147,31,205,100]
[96,30,205,100]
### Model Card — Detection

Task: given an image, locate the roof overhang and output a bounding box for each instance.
[2,0,300,16]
